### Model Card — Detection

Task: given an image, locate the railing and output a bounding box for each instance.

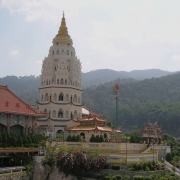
[165,161,180,176]
[0,166,26,180]
[48,141,147,151]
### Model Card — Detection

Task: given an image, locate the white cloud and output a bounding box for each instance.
[35,60,42,64]
[0,0,88,22]
[147,13,180,44]
[9,50,19,57]
[171,54,180,62]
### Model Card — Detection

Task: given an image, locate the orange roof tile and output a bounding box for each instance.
[65,124,112,132]
[0,85,45,117]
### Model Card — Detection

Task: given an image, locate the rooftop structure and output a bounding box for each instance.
[0,85,45,135]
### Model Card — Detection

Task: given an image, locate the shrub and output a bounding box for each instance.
[105,176,111,180]
[96,174,101,179]
[66,135,72,142]
[166,153,172,162]
[144,176,152,180]
[112,165,120,170]
[133,175,143,180]
[115,175,122,180]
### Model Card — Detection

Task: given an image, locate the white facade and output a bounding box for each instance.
[36,13,82,138]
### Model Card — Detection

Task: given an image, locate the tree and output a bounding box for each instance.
[100,135,104,142]
[90,134,95,142]
[66,135,71,142]
[166,153,172,162]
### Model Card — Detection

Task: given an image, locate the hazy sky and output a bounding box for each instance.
[1,0,180,77]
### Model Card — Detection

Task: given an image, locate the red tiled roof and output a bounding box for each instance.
[0,85,45,117]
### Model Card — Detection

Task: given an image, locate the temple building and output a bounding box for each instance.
[0,85,45,135]
[140,121,163,144]
[36,13,83,138]
[36,13,115,140]
[65,108,113,142]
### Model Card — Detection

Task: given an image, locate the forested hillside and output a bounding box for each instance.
[83,72,180,136]
[82,69,173,88]
[0,75,39,104]
[0,71,180,136]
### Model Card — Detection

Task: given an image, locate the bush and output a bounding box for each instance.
[112,165,120,170]
[133,175,143,180]
[123,175,130,180]
[115,175,122,180]
[166,153,172,162]
[144,176,152,180]
[96,174,101,179]
[105,176,111,180]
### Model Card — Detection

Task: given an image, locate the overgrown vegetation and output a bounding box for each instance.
[163,134,180,168]
[42,146,107,177]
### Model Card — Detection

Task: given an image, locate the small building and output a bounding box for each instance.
[0,85,45,136]
[65,108,113,142]
[140,121,163,144]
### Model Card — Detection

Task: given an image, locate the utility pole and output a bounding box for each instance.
[113,83,120,129]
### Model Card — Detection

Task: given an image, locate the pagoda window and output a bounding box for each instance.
[41,95,43,102]
[52,50,54,55]
[66,94,69,101]
[61,50,64,54]
[53,93,57,101]
[58,110,63,118]
[65,111,69,118]
[46,80,48,85]
[73,94,77,103]
[57,79,59,84]
[59,93,64,101]
[60,78,64,85]
[65,79,67,85]
[44,109,47,113]
[56,50,59,55]
[75,81,77,86]
[53,110,56,118]
[78,97,80,104]
[66,50,69,55]
[49,79,50,85]
[44,93,48,101]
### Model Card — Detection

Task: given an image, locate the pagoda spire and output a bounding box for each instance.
[53,12,73,45]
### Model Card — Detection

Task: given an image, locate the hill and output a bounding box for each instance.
[83,72,180,136]
[82,69,173,88]
[0,70,180,136]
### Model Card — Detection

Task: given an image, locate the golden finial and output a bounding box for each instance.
[52,11,73,45]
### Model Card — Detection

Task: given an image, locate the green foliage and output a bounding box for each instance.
[0,132,45,147]
[112,165,120,170]
[166,153,172,162]
[43,147,107,177]
[90,134,95,142]
[129,162,165,171]
[66,135,82,142]
[133,176,143,180]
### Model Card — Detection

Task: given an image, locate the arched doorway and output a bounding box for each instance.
[10,125,23,136]
[80,132,85,141]
[56,130,64,140]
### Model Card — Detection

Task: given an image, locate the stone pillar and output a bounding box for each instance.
[25,117,29,136]
[7,114,10,133]
[32,117,36,135]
